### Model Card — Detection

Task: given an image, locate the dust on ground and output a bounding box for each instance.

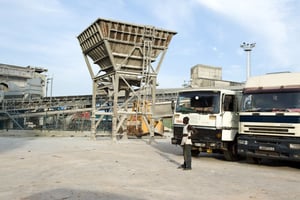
[0,134,299,200]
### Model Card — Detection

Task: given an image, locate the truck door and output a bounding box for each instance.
[221,94,239,141]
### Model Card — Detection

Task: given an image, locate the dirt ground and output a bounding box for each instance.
[0,133,300,200]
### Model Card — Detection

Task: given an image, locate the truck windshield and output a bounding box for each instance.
[176,91,220,114]
[241,91,300,112]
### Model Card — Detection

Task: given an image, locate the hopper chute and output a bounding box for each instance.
[77,18,176,86]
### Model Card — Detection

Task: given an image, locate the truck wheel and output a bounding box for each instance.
[223,143,239,161]
[191,149,200,157]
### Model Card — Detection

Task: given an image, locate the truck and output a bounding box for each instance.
[171,88,242,161]
[237,72,300,162]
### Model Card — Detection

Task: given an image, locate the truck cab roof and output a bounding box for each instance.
[244,72,300,92]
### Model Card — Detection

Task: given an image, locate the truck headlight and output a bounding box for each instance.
[238,140,248,145]
[289,143,300,150]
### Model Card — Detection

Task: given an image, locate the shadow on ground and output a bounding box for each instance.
[147,138,300,169]
[0,137,37,153]
[147,139,226,167]
[239,157,300,169]
[22,188,144,200]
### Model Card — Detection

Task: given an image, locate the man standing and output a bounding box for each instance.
[178,116,193,170]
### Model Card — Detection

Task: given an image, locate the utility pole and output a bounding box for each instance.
[240,42,255,80]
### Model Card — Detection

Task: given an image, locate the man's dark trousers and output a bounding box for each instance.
[183,144,192,169]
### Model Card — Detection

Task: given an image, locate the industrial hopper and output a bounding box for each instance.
[78,18,176,139]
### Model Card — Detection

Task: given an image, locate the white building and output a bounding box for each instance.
[189,64,243,88]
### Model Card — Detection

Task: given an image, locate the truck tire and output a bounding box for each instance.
[223,142,239,161]
[191,149,200,157]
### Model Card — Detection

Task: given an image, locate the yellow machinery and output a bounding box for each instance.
[127,100,164,137]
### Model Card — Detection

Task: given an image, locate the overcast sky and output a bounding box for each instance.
[1,0,300,96]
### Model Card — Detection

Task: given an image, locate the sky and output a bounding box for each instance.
[0,0,300,96]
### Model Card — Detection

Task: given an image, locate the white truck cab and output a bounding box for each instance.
[238,72,300,161]
[171,87,242,161]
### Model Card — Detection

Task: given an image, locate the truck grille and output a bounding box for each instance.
[244,125,295,135]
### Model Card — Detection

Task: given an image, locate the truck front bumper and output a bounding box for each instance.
[237,135,300,161]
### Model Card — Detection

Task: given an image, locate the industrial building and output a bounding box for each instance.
[0,19,242,138]
[0,63,48,101]
[189,64,243,88]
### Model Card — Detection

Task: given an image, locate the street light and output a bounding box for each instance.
[240,42,255,80]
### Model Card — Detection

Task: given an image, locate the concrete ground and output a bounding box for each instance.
[0,133,300,200]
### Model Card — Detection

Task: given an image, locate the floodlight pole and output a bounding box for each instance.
[240,42,255,80]
[46,76,53,105]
